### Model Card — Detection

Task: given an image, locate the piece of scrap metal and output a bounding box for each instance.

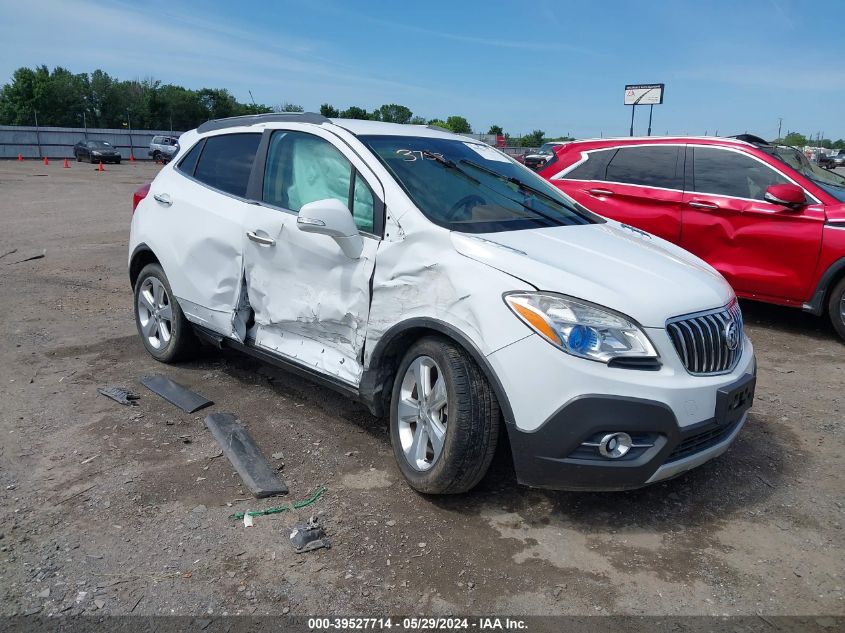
[289,516,331,553]
[97,386,140,406]
[204,412,288,498]
[140,374,213,413]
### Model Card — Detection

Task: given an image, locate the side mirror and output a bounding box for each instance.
[764,183,807,210]
[296,198,363,259]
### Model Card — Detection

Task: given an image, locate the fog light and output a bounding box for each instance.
[598,432,632,458]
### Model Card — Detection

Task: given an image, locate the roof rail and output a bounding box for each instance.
[197,112,329,133]
[728,133,771,146]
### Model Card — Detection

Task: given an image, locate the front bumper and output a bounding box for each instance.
[488,330,756,490]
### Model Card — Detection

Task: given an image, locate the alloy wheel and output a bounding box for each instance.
[396,356,448,471]
[137,276,173,351]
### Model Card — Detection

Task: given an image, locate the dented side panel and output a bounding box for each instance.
[242,206,378,385]
[131,165,249,338]
[365,225,535,368]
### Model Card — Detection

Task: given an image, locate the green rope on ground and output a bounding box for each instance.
[230,485,326,520]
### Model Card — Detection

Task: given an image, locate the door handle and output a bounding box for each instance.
[153,193,172,206]
[588,188,614,196]
[688,200,720,210]
[247,231,275,246]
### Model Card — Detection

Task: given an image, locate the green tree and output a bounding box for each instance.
[780,132,808,147]
[275,102,303,112]
[427,118,450,129]
[409,115,427,125]
[446,115,471,134]
[374,103,413,124]
[488,124,503,135]
[320,103,339,117]
[340,105,369,120]
[521,129,545,147]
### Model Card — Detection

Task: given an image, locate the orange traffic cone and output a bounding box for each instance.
[98,161,104,172]
[17,153,23,161]
[129,152,135,162]
[63,158,70,168]
[43,156,49,165]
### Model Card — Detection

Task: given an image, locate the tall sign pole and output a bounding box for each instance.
[624,84,664,137]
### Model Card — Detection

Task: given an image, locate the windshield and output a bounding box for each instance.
[360,135,598,233]
[89,141,112,148]
[768,145,845,201]
[536,143,557,155]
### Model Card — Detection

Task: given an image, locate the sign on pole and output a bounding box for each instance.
[624,84,664,105]
[624,83,664,136]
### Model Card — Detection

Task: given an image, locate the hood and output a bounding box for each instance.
[452,222,734,328]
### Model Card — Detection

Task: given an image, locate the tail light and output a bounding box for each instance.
[132,182,152,214]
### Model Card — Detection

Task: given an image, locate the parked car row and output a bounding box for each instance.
[129,113,761,496]
[819,150,845,169]
[71,136,181,164]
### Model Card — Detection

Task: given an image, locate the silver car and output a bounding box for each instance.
[148,136,179,162]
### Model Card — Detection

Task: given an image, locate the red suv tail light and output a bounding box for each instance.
[132,182,152,214]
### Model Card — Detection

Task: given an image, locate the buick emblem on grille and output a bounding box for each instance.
[725,320,739,351]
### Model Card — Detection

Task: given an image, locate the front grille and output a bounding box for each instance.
[666,420,739,463]
[666,301,743,375]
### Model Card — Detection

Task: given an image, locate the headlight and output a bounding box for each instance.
[504,292,657,363]
[92,151,102,156]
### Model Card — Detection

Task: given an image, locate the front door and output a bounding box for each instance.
[681,145,824,302]
[241,127,383,386]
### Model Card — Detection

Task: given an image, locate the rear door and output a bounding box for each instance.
[681,145,825,301]
[240,127,383,386]
[553,145,685,243]
[151,132,261,337]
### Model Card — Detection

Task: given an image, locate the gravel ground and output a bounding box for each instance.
[0,160,842,618]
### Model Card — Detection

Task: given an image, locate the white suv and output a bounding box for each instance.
[129,113,756,494]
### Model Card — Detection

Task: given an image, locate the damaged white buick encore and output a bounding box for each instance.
[129,113,756,494]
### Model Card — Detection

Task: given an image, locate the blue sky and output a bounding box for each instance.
[2,0,844,139]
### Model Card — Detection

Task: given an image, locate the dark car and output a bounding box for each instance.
[73,140,121,164]
[819,150,845,169]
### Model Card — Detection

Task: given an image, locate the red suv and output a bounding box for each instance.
[538,135,845,340]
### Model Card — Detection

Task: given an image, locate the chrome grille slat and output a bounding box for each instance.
[666,301,743,376]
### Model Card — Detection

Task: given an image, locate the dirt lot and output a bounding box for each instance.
[0,160,843,619]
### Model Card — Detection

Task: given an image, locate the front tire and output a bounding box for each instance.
[134,263,198,362]
[389,337,500,494]
[828,276,845,342]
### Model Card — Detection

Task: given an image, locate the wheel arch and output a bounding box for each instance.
[129,243,161,289]
[359,317,515,428]
[804,255,845,316]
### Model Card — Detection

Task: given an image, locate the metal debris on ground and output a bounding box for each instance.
[97,386,140,406]
[230,485,326,521]
[205,412,288,498]
[289,516,331,553]
[140,374,213,413]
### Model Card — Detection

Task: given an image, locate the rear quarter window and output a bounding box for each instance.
[561,148,615,180]
[605,145,683,189]
[192,133,261,197]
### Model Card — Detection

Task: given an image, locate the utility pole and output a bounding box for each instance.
[34,109,42,158]
[777,117,783,140]
[126,110,133,160]
[248,90,257,107]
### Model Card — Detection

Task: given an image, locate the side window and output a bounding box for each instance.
[562,149,615,181]
[352,173,375,233]
[605,146,682,189]
[193,133,261,197]
[177,139,204,177]
[693,147,789,200]
[152,136,162,145]
[263,131,375,232]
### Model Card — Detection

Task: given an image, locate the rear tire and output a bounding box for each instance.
[389,336,500,494]
[827,276,845,342]
[134,263,198,362]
